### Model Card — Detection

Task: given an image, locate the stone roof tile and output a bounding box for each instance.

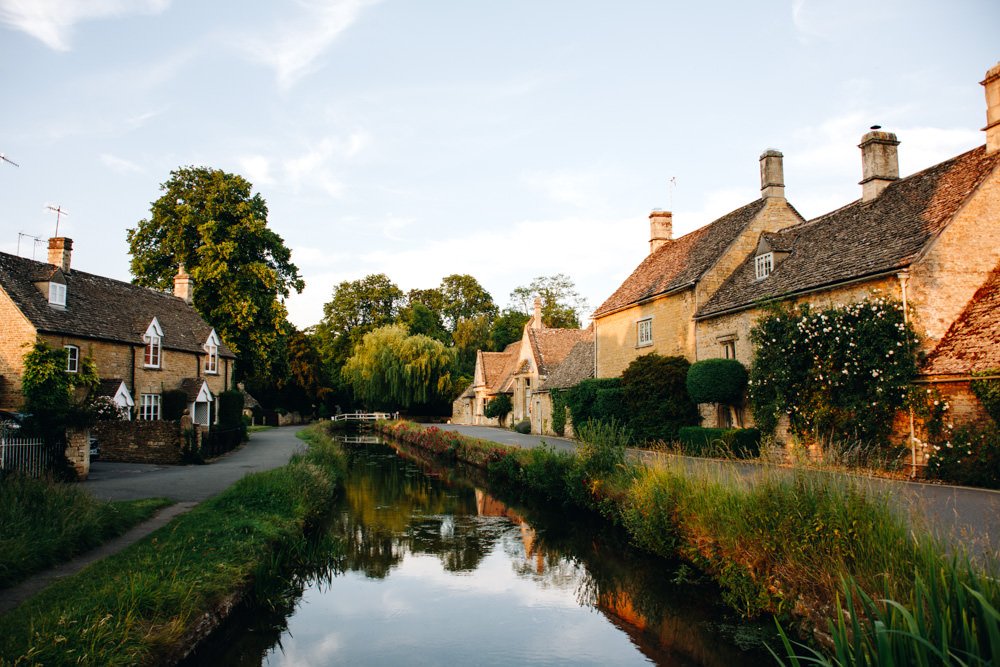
[923,263,1000,376]
[541,340,595,390]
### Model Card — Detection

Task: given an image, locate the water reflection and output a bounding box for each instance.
[188,435,773,666]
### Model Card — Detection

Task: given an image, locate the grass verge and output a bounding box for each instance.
[0,474,171,590]
[0,424,344,666]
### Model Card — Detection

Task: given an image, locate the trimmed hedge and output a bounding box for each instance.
[686,358,748,406]
[622,354,699,442]
[513,420,531,434]
[217,390,244,429]
[677,426,761,458]
[565,378,623,427]
[161,390,188,422]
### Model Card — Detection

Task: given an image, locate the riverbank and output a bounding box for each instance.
[0,428,345,666]
[377,420,1000,658]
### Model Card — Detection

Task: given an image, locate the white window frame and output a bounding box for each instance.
[143,318,163,369]
[755,252,774,280]
[139,393,161,421]
[48,282,67,306]
[204,330,220,374]
[64,345,79,373]
[637,317,653,347]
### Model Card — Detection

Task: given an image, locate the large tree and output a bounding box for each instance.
[438,274,497,332]
[509,273,588,329]
[127,167,303,381]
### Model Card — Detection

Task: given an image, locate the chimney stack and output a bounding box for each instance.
[47,237,72,274]
[173,264,194,305]
[759,149,785,200]
[649,209,672,254]
[532,296,543,330]
[982,62,1000,154]
[859,128,899,202]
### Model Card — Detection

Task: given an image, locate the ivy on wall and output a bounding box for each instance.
[748,297,919,446]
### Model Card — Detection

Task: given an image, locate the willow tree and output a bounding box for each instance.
[341,325,456,410]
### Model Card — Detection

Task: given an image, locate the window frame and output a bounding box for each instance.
[755,252,774,280]
[636,317,653,347]
[64,345,79,373]
[139,393,161,421]
[204,343,218,374]
[48,282,67,306]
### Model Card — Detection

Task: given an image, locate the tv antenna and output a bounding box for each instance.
[0,153,18,168]
[46,204,69,236]
[668,176,677,210]
[17,232,44,259]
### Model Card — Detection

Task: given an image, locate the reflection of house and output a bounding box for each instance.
[452,298,591,430]
[0,237,235,424]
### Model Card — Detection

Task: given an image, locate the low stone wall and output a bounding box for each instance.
[94,420,184,465]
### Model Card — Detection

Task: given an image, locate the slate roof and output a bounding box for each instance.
[478,344,519,392]
[180,377,209,402]
[527,326,593,376]
[593,199,777,317]
[922,263,1000,376]
[0,250,235,357]
[697,145,1000,318]
[540,340,595,390]
[96,379,127,398]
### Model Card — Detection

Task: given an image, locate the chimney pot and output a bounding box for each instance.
[173,264,194,305]
[759,149,785,200]
[859,130,899,201]
[47,237,73,274]
[982,62,1000,154]
[649,209,673,254]
[532,296,543,329]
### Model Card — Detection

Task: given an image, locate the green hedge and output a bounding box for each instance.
[161,390,188,422]
[622,354,699,442]
[677,427,761,458]
[686,358,747,405]
[513,420,531,434]
[564,378,623,427]
[217,390,244,429]
[551,389,568,435]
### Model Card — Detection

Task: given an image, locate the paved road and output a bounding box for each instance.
[436,424,1000,560]
[82,426,307,502]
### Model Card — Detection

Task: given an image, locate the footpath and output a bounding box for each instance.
[435,423,1000,560]
[0,426,306,615]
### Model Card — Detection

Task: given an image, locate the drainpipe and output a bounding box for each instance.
[898,270,917,478]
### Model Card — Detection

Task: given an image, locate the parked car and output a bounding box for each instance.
[0,410,25,432]
[88,434,100,460]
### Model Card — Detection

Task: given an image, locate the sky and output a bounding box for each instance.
[0,1,996,329]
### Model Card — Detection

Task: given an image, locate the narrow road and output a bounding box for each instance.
[436,423,1000,560]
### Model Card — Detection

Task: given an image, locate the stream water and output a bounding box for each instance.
[185,435,777,666]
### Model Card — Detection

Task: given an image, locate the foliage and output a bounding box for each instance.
[21,342,100,446]
[621,353,700,442]
[318,273,404,346]
[513,420,531,434]
[341,324,455,410]
[400,302,448,343]
[509,273,588,329]
[483,393,512,425]
[749,298,918,445]
[490,308,530,351]
[686,358,748,405]
[677,427,761,458]
[970,369,1000,425]
[90,397,129,422]
[127,166,304,381]
[452,313,491,376]
[575,419,630,476]
[438,274,498,332]
[160,389,188,421]
[925,425,1000,489]
[562,378,622,427]
[217,390,245,430]
[0,474,169,589]
[278,329,329,415]
[550,388,568,436]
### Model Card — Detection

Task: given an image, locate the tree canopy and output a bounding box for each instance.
[509,273,588,329]
[127,166,303,381]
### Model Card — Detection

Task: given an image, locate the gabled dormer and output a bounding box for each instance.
[32,266,68,308]
[143,317,163,369]
[203,329,221,374]
[753,233,793,280]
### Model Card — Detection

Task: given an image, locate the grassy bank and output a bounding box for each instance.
[0,425,345,666]
[377,421,999,660]
[0,474,171,590]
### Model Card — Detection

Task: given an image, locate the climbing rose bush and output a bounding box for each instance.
[748,297,918,445]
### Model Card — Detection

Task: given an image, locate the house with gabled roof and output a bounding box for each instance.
[532,338,595,436]
[592,150,804,378]
[0,237,235,430]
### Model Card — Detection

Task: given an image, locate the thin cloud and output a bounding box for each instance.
[99,153,144,174]
[0,0,169,51]
[238,0,378,90]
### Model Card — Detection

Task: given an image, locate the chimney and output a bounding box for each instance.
[982,62,1000,154]
[47,237,73,274]
[649,209,672,254]
[759,149,785,200]
[532,296,543,330]
[173,264,194,305]
[859,128,899,201]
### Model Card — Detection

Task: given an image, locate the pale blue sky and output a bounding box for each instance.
[0,0,996,328]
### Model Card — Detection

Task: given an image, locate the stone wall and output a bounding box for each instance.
[0,289,37,410]
[64,427,90,480]
[595,288,696,378]
[94,420,185,464]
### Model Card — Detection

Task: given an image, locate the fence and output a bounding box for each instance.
[0,430,52,477]
[201,427,244,459]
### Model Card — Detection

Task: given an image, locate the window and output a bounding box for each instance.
[64,345,79,373]
[755,252,774,280]
[139,394,161,421]
[205,343,218,374]
[143,318,163,369]
[48,282,66,306]
[722,340,736,359]
[637,317,653,347]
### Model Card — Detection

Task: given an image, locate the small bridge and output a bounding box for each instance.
[331,411,398,423]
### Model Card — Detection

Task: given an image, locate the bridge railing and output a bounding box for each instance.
[331,412,399,422]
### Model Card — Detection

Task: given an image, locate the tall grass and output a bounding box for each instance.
[0,473,170,589]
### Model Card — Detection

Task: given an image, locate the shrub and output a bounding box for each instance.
[484,393,512,425]
[678,427,761,458]
[161,390,188,422]
[550,389,568,435]
[218,390,245,429]
[925,425,1000,489]
[970,370,1000,425]
[564,378,623,427]
[621,354,700,442]
[513,420,531,434]
[686,358,748,405]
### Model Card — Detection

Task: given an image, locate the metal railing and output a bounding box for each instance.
[0,430,51,477]
[331,412,397,422]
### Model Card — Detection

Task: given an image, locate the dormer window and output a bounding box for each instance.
[48,282,66,306]
[143,318,163,369]
[755,252,774,280]
[204,330,220,374]
[65,345,79,373]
